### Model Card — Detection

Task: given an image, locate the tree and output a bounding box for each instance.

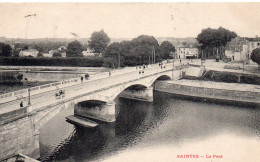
[197,27,237,59]
[130,35,160,64]
[102,35,162,67]
[103,42,125,68]
[130,44,153,65]
[0,43,12,57]
[66,40,83,57]
[251,48,260,68]
[89,30,110,54]
[160,41,175,59]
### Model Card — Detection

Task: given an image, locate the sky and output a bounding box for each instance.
[0,2,259,39]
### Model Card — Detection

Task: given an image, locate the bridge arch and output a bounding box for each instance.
[148,73,172,88]
[36,71,175,125]
[155,75,172,81]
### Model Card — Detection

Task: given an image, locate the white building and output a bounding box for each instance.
[61,53,66,57]
[42,53,52,57]
[49,49,58,55]
[176,46,199,59]
[82,51,95,57]
[246,37,260,55]
[58,46,67,52]
[19,49,39,57]
[82,47,96,57]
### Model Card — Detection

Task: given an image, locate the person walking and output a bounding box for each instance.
[20,101,23,108]
[109,70,111,77]
[81,76,83,83]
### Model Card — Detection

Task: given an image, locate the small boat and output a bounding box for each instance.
[66,115,98,128]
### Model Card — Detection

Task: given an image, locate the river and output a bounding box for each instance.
[38,91,260,162]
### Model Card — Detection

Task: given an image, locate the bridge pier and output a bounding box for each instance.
[0,114,40,160]
[74,100,116,122]
[119,86,153,102]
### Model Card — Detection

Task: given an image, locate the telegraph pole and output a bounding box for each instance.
[118,53,120,68]
[24,14,36,39]
[152,46,155,64]
[151,46,154,65]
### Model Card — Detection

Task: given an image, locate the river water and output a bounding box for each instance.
[39,91,260,162]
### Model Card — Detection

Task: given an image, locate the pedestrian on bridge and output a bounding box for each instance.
[81,76,83,83]
[20,101,23,108]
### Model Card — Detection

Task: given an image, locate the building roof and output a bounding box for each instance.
[245,37,260,42]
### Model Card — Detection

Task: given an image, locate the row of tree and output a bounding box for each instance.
[196,27,237,59]
[65,30,110,57]
[103,35,175,67]
[0,43,12,57]
[65,30,175,67]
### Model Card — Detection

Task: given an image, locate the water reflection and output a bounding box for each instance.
[39,91,260,161]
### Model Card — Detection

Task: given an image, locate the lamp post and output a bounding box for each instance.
[28,83,31,106]
[153,46,155,64]
[172,52,175,79]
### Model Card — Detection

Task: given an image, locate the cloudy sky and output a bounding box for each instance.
[0,2,259,39]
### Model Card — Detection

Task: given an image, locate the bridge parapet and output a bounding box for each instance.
[0,63,189,112]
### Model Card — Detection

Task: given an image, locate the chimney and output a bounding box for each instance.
[256,35,258,38]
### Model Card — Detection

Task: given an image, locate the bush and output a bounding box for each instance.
[251,48,260,68]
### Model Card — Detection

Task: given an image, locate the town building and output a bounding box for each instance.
[225,37,249,62]
[82,51,95,57]
[19,49,39,57]
[82,47,97,57]
[42,53,52,57]
[176,45,199,59]
[246,36,260,54]
[225,36,260,62]
[49,49,58,55]
[61,53,66,57]
[58,46,67,52]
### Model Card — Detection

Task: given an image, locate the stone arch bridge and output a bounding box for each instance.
[0,63,189,159]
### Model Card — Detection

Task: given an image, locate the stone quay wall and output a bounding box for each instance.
[0,114,39,160]
[155,80,260,104]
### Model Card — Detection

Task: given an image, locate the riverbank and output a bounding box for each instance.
[155,79,260,105]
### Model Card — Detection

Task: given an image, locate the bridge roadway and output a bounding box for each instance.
[0,61,187,115]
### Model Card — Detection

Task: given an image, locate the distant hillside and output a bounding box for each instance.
[0,36,198,47]
[156,37,198,47]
